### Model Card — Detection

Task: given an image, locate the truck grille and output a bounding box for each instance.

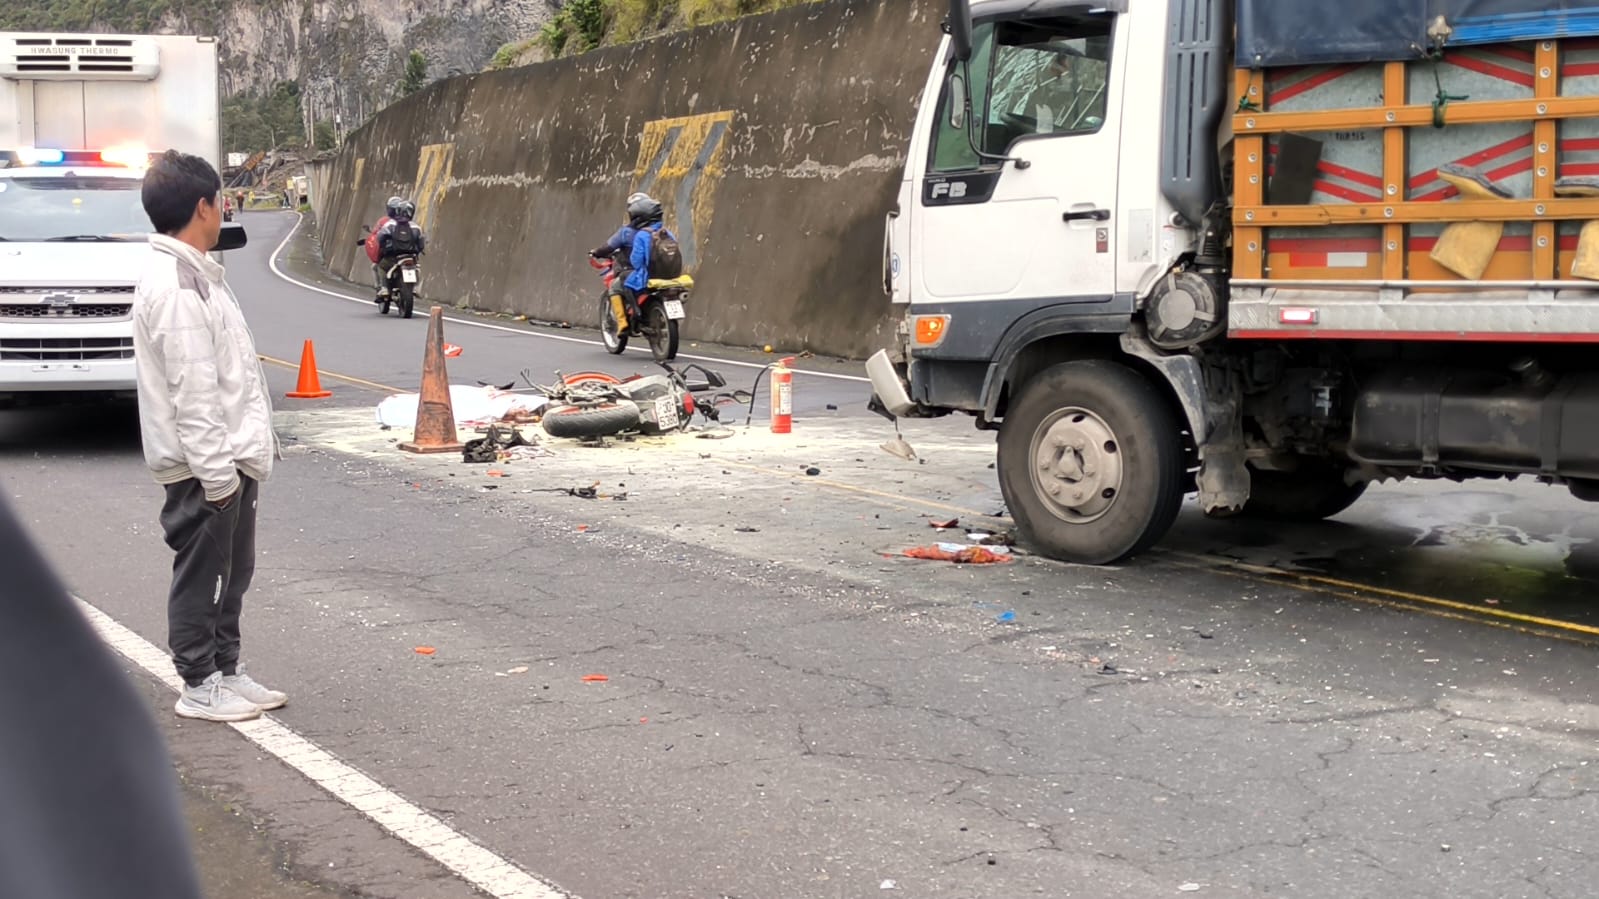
[0,304,133,319]
[0,337,135,361]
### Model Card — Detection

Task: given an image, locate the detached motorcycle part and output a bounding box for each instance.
[541,401,643,439]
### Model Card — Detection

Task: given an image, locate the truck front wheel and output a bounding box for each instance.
[997,360,1186,565]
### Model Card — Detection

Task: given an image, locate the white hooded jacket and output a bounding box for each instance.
[133,234,279,502]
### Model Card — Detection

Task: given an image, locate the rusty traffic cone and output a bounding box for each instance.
[285,339,332,399]
[399,306,464,454]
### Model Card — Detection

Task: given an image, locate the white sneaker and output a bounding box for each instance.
[222,669,288,711]
[175,672,261,722]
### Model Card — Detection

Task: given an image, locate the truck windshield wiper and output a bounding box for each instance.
[42,234,137,242]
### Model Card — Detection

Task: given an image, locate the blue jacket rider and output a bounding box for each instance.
[591,193,674,329]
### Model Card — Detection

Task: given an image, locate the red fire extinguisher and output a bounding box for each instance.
[770,357,795,434]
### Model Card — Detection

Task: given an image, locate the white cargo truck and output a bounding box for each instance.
[0,32,245,404]
[869,0,1599,564]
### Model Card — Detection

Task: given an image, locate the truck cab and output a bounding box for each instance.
[870,0,1599,564]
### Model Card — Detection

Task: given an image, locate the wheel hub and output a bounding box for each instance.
[1030,407,1125,523]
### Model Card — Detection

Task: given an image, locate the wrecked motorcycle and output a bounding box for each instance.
[528,363,750,440]
[592,255,694,362]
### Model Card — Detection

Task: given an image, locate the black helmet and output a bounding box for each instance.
[627,194,663,228]
[395,200,417,222]
[386,195,405,219]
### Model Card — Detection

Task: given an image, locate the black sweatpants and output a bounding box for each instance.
[159,476,259,687]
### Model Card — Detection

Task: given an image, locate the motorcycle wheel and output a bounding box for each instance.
[399,281,415,319]
[645,300,680,362]
[541,401,643,439]
[600,291,628,355]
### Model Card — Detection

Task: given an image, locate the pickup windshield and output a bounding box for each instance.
[0,175,151,242]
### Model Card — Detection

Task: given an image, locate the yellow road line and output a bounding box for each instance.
[716,460,1599,641]
[1167,556,1599,647]
[1164,550,1599,638]
[258,354,405,394]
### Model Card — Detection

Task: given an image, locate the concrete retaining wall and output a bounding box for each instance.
[311,0,938,360]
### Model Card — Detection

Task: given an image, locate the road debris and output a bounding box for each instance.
[996,611,1017,623]
[880,880,899,890]
[507,666,529,675]
[377,385,546,429]
[1179,884,1202,893]
[903,544,1013,564]
[414,646,437,656]
[582,674,609,683]
[929,518,960,530]
[464,424,536,463]
[443,342,463,358]
[881,437,917,461]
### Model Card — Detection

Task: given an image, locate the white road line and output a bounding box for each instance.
[76,597,574,899]
[264,213,872,384]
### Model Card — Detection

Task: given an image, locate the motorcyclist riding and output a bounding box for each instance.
[590,193,679,331]
[373,197,426,301]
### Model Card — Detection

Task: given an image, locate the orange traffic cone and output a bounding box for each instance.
[285,339,332,399]
[399,306,464,455]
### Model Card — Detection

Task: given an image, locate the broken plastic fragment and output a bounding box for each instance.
[414,646,436,656]
[582,674,609,683]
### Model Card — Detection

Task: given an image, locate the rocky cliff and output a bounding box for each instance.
[2,0,557,137]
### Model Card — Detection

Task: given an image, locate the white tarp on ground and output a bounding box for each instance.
[375,385,547,429]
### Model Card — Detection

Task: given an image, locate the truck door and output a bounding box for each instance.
[912,11,1123,309]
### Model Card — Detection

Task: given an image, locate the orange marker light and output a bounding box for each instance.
[913,315,951,346]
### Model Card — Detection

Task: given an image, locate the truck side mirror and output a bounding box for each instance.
[213,221,248,253]
[948,71,968,130]
[947,0,973,62]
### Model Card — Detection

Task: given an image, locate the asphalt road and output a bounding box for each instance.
[2,211,1598,899]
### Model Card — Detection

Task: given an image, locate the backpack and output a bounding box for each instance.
[648,228,684,279]
[389,221,419,255]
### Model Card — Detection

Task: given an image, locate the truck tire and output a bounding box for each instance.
[1241,465,1367,522]
[997,360,1186,565]
[541,401,642,439]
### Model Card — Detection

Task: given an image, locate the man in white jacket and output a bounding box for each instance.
[133,150,286,723]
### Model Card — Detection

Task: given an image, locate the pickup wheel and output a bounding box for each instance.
[997,360,1186,565]
[1241,465,1367,522]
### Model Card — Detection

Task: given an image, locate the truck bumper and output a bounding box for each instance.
[0,358,137,393]
[866,349,918,418]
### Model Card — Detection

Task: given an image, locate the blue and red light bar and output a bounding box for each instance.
[0,147,154,169]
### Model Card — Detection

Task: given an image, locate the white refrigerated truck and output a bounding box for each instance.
[0,32,245,404]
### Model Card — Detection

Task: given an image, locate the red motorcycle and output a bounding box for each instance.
[592,255,694,362]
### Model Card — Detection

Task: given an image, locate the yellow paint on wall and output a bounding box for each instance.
[632,111,735,269]
[412,143,456,232]
[352,157,366,193]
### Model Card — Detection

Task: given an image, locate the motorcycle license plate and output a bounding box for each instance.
[401,268,419,283]
[663,299,686,320]
[654,395,681,431]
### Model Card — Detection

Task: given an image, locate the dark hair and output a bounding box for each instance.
[141,150,221,235]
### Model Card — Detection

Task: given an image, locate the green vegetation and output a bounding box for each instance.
[528,0,821,61]
[0,0,226,34]
[400,50,429,97]
[221,81,306,154]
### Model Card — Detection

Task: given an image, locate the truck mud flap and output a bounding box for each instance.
[1349,369,1599,479]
